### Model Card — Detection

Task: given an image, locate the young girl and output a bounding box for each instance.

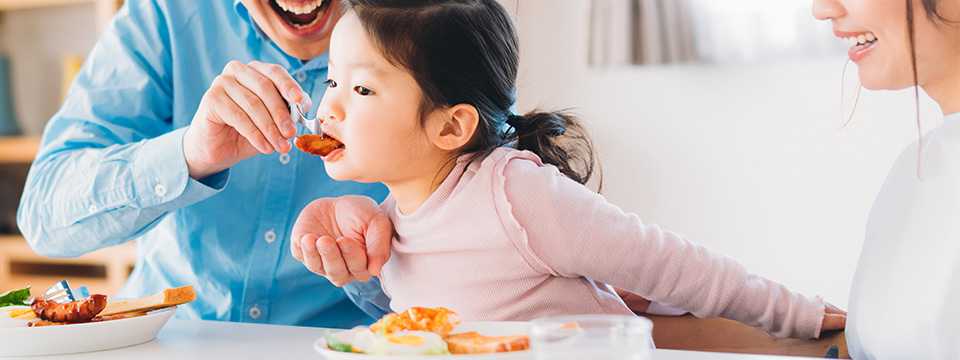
[296,0,844,339]
[813,0,958,358]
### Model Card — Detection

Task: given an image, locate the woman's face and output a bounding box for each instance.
[812,0,959,92]
[239,0,342,60]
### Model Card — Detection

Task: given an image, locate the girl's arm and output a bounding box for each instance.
[495,152,830,338]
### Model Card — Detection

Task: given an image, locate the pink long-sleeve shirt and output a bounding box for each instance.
[379,147,824,338]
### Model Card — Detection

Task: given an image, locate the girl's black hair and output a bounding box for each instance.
[343,0,600,188]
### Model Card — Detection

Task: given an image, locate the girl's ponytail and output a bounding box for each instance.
[505,110,601,189]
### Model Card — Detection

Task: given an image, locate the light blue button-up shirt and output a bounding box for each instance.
[16,0,389,328]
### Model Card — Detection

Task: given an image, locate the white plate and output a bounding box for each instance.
[0,305,177,357]
[314,321,532,360]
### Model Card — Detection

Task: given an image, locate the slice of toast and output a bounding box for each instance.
[444,331,530,354]
[98,286,196,317]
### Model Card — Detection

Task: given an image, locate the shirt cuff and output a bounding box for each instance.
[133,127,227,211]
[344,276,393,319]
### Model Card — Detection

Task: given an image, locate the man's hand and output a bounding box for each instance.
[291,195,394,286]
[183,60,304,179]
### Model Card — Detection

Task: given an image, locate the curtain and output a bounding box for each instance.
[588,0,697,67]
[588,0,843,66]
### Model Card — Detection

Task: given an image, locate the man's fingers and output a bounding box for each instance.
[299,234,327,277]
[247,61,300,138]
[337,237,371,282]
[222,67,291,153]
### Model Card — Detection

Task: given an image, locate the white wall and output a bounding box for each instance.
[507,0,943,309]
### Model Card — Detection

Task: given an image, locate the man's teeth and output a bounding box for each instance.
[841,32,877,49]
[277,0,324,15]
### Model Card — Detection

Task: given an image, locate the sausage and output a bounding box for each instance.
[31,294,107,323]
[294,134,343,156]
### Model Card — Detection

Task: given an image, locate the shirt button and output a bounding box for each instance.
[264,229,276,243]
[296,72,307,82]
[88,205,98,213]
[154,183,167,197]
[279,153,290,165]
[249,305,261,319]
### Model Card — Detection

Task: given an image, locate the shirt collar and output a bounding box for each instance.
[234,0,270,41]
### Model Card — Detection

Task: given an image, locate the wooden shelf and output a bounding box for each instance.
[0,0,93,10]
[0,235,135,296]
[0,136,40,164]
[0,0,122,33]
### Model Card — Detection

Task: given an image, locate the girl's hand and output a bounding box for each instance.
[183,60,302,179]
[821,302,847,332]
[615,287,652,314]
[290,195,394,286]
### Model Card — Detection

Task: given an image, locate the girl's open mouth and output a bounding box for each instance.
[270,0,332,33]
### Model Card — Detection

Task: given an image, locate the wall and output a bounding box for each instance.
[0,4,99,136]
[507,0,943,309]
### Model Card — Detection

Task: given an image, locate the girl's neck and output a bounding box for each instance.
[385,155,460,215]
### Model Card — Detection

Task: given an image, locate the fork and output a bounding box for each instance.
[24,280,81,304]
[289,93,322,137]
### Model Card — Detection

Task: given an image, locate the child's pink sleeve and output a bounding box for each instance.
[495,153,824,339]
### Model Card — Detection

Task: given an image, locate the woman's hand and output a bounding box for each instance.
[820,302,847,332]
[183,60,304,179]
[291,195,394,286]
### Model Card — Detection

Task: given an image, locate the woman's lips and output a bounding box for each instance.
[836,31,878,62]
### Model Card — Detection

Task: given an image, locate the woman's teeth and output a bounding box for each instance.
[842,32,877,49]
[276,0,324,15]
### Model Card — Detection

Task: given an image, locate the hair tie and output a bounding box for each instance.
[506,113,520,126]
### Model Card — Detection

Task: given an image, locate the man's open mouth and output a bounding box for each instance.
[270,0,330,29]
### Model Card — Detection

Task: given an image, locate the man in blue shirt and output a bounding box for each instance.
[17,0,389,327]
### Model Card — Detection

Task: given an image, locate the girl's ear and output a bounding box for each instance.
[430,104,479,151]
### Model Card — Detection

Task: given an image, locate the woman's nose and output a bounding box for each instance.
[812,0,845,21]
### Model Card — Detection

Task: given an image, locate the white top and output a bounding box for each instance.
[847,112,960,359]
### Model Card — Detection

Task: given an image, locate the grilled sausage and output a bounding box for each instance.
[31,294,107,323]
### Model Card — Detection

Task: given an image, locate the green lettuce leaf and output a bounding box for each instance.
[0,286,31,307]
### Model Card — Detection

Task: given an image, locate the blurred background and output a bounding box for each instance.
[0,0,943,308]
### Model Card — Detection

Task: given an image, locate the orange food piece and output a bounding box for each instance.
[370,307,462,336]
[294,134,343,156]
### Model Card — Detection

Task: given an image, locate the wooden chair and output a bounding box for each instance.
[648,314,849,358]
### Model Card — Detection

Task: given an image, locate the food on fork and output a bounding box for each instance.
[0,285,196,328]
[324,307,530,355]
[294,134,343,157]
[31,294,107,323]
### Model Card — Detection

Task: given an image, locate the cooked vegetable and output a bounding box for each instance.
[0,286,31,308]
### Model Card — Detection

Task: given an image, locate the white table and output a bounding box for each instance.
[30,319,827,359]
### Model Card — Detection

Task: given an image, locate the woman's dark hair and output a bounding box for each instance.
[343,0,600,187]
[905,0,954,175]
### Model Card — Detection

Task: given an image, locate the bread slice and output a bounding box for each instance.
[98,286,196,317]
[444,331,530,354]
